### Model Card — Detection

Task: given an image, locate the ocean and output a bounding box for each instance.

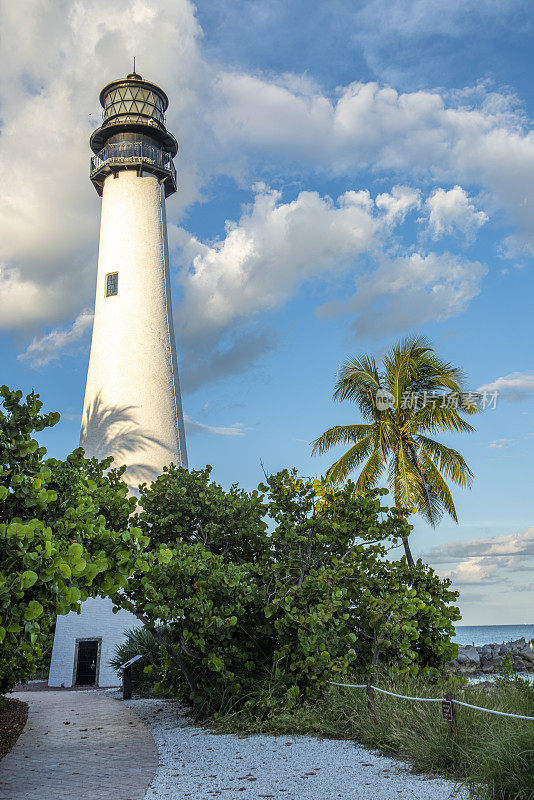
[454,624,534,647]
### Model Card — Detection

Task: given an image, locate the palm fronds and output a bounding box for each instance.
[314,336,477,560]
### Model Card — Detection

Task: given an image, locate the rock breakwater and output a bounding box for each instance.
[448,637,534,675]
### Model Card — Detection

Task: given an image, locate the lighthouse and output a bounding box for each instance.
[48,71,187,687]
[81,69,187,487]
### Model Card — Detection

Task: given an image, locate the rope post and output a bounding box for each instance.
[443,691,455,735]
[366,680,375,713]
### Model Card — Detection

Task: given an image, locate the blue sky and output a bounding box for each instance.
[1,0,533,624]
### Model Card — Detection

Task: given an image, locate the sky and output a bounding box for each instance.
[1,0,533,625]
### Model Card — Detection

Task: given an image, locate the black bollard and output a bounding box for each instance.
[123,664,132,700]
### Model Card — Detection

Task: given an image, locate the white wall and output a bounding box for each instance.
[80,169,187,490]
[48,597,141,687]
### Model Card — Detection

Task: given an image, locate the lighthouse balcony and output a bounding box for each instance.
[90,142,177,197]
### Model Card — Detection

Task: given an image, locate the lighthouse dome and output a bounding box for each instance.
[90,72,177,156]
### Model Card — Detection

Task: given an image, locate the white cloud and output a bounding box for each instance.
[478,372,534,401]
[175,185,379,340]
[375,185,421,224]
[184,415,248,436]
[18,310,94,368]
[488,438,515,449]
[213,76,534,251]
[166,184,487,384]
[444,559,498,585]
[320,251,486,337]
[424,185,488,240]
[0,266,73,329]
[423,527,534,586]
[426,527,534,561]
[175,184,485,346]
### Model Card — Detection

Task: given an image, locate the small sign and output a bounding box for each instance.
[441,699,454,722]
[121,654,143,670]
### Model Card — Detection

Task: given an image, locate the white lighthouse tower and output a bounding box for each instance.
[48,71,187,687]
[81,69,187,488]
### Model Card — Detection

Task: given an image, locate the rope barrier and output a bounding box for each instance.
[329,682,367,689]
[370,686,443,703]
[328,681,534,720]
[450,699,534,721]
[330,681,442,701]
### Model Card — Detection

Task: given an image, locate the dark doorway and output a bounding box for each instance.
[75,640,99,685]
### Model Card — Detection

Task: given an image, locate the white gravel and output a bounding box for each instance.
[125,697,467,800]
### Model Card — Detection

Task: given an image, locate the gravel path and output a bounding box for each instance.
[126,698,466,800]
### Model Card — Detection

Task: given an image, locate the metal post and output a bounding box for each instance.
[120,654,143,700]
[444,691,455,734]
[123,664,132,700]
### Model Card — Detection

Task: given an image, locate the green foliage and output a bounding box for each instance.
[495,654,534,705]
[135,465,266,560]
[464,665,533,800]
[109,626,164,695]
[467,726,534,800]
[497,652,515,682]
[0,386,146,694]
[44,447,136,534]
[29,625,55,678]
[112,465,460,714]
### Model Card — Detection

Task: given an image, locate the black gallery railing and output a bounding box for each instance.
[90,142,176,184]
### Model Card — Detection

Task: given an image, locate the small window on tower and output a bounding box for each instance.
[105,272,118,297]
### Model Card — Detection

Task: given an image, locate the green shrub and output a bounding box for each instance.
[111,466,460,714]
[109,626,165,695]
[0,386,146,695]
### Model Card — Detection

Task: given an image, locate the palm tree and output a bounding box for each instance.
[312,336,477,567]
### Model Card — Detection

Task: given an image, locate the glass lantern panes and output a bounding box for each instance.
[105,272,118,297]
[104,85,164,123]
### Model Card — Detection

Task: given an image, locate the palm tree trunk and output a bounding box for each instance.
[402,536,415,568]
[394,480,415,568]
